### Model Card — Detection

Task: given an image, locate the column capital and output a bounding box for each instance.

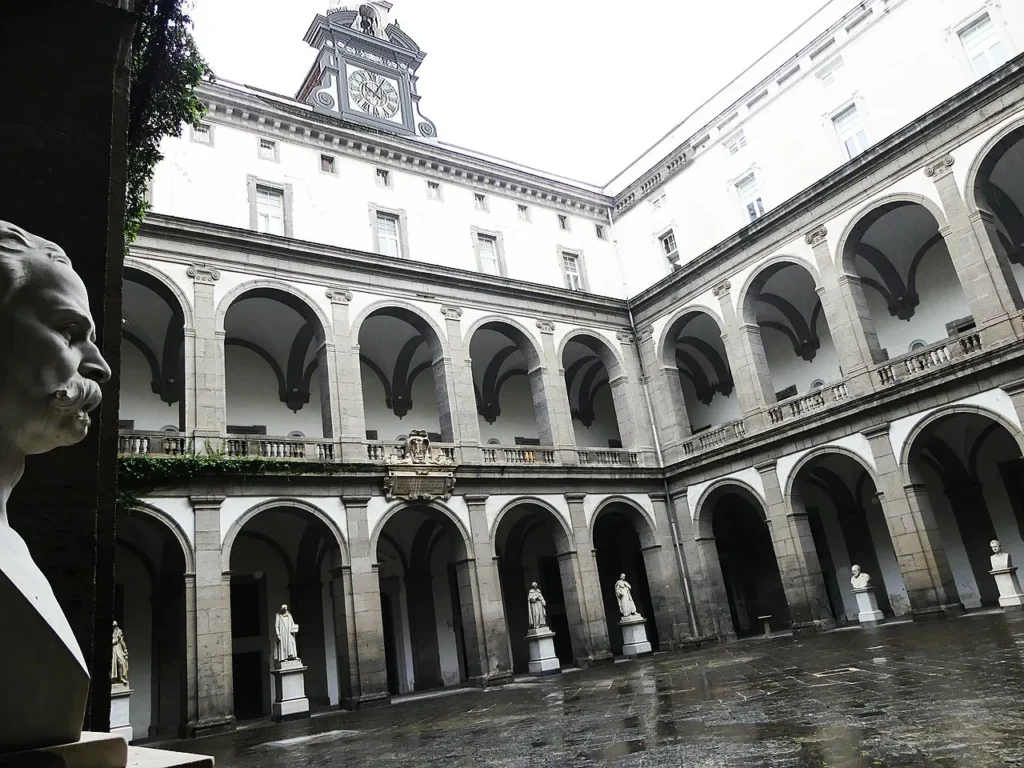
[329,565,351,578]
[1001,379,1024,397]
[564,492,587,504]
[903,482,928,492]
[342,495,373,507]
[187,263,221,284]
[189,494,225,508]
[804,225,828,246]
[861,423,890,439]
[536,319,555,334]
[463,493,489,505]
[668,486,688,500]
[616,329,635,344]
[440,305,463,321]
[753,460,776,474]
[712,280,732,298]
[923,154,955,180]
[325,285,354,304]
[637,324,655,342]
[647,491,668,503]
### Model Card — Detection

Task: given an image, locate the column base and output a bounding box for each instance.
[526,628,561,676]
[190,716,235,737]
[791,617,836,635]
[911,602,965,621]
[345,691,391,710]
[468,670,514,688]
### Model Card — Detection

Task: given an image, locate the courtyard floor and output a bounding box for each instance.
[167,612,1024,766]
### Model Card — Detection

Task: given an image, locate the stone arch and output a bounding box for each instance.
[214,279,332,341]
[782,445,881,503]
[963,116,1024,213]
[221,498,349,571]
[693,478,768,539]
[130,501,196,574]
[556,329,626,375]
[658,306,726,366]
[590,495,658,550]
[464,315,544,370]
[124,258,195,330]
[736,255,822,327]
[369,499,473,563]
[350,299,450,360]
[490,496,575,555]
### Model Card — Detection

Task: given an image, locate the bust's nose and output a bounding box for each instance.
[80,341,112,384]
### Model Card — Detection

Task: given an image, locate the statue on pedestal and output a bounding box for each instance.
[991,540,1012,571]
[111,621,129,685]
[527,582,547,629]
[850,564,872,590]
[275,604,300,662]
[615,574,639,618]
[0,221,111,752]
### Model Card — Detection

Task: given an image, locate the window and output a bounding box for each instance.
[736,174,765,222]
[517,204,531,221]
[810,38,836,61]
[474,192,488,211]
[560,250,586,291]
[475,232,503,276]
[365,430,379,440]
[514,437,541,447]
[375,211,401,258]
[255,185,285,235]
[426,180,442,200]
[724,131,747,156]
[558,214,570,231]
[320,154,336,174]
[595,223,607,240]
[747,90,768,109]
[659,229,679,265]
[816,56,844,87]
[833,104,869,159]
[960,14,1007,77]
[258,137,277,161]
[909,340,926,353]
[287,431,305,439]
[191,123,213,145]
[650,193,667,211]
[777,66,800,87]
[810,380,825,390]
[375,168,391,188]
[946,315,976,336]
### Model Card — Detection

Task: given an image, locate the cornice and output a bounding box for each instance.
[198,82,612,220]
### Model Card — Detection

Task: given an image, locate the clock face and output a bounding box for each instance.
[347,69,401,120]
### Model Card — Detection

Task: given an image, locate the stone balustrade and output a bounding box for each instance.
[681,419,747,457]
[767,380,850,425]
[482,445,557,465]
[118,431,193,457]
[876,331,983,386]
[576,448,641,467]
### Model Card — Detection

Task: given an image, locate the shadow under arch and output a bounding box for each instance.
[221,497,349,572]
[736,255,822,327]
[124,259,195,330]
[963,117,1024,214]
[350,299,449,360]
[130,501,196,574]
[214,279,332,339]
[369,498,473,564]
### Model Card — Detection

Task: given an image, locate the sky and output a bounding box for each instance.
[189,0,834,184]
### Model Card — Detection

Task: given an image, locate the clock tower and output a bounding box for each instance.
[299,2,438,138]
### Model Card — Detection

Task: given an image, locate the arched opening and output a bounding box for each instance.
[561,335,623,449]
[374,505,472,695]
[469,321,545,446]
[741,261,840,402]
[592,502,660,655]
[223,288,331,439]
[114,509,189,740]
[841,200,972,358]
[494,502,580,671]
[120,268,186,433]
[905,411,1024,609]
[358,307,450,443]
[972,125,1024,300]
[662,310,740,433]
[228,506,345,720]
[698,485,791,637]
[790,453,910,622]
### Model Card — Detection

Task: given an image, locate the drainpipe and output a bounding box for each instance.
[606,207,700,640]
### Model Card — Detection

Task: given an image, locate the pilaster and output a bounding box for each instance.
[562,493,612,665]
[326,287,367,461]
[636,325,691,464]
[613,329,658,465]
[187,264,226,440]
[714,280,770,427]
[536,320,579,464]
[645,493,700,646]
[439,306,481,462]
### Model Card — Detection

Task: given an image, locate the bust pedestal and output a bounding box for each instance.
[853,587,885,626]
[525,627,560,676]
[110,684,133,743]
[619,615,652,657]
[272,659,310,721]
[990,565,1024,608]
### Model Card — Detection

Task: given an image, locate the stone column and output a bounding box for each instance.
[182,573,199,736]
[645,493,698,647]
[439,306,481,462]
[343,496,390,707]
[667,489,729,640]
[404,571,443,690]
[562,493,612,665]
[927,155,1022,347]
[536,320,578,464]
[637,325,692,464]
[805,225,882,393]
[326,287,367,461]
[613,329,658,465]
[714,280,771,426]
[329,566,357,708]
[187,264,226,442]
[190,495,234,734]
[758,462,836,633]
[289,578,329,705]
[463,494,513,684]
[862,424,964,619]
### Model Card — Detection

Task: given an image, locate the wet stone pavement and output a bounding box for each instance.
[167,613,1024,767]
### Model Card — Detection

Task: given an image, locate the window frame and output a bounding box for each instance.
[517,203,532,222]
[246,175,293,237]
[190,122,214,146]
[471,227,508,277]
[473,192,489,212]
[732,170,766,224]
[658,227,680,267]
[557,213,571,232]
[722,129,747,157]
[831,102,870,160]
[956,10,1010,77]
[375,167,392,189]
[947,6,1015,81]
[257,136,280,162]
[595,223,607,241]
[557,247,589,292]
[319,153,338,175]
[368,203,410,260]
[426,180,443,201]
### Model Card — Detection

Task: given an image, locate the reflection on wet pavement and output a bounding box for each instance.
[161,613,1024,766]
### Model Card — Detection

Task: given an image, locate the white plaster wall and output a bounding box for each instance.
[225,345,325,437]
[361,363,442,441]
[762,319,842,397]
[572,385,622,448]
[680,380,742,431]
[120,343,179,431]
[119,547,154,739]
[477,376,540,445]
[140,497,197,551]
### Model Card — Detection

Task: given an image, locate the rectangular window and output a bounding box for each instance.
[816,56,844,87]
[736,174,765,222]
[517,203,531,221]
[320,154,336,174]
[255,185,285,235]
[724,131,747,156]
[191,123,212,145]
[650,193,667,211]
[258,138,277,160]
[747,90,768,109]
[810,38,836,60]
[833,104,869,159]
[659,229,679,264]
[426,181,441,200]
[375,168,391,188]
[595,223,606,240]
[562,251,583,291]
[375,212,401,258]
[476,234,501,276]
[474,192,488,211]
[558,214,570,231]
[777,66,800,87]
[960,13,1007,77]
[845,9,872,33]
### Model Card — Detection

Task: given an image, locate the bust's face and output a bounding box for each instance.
[851,565,861,577]
[0,244,110,455]
[992,541,1002,554]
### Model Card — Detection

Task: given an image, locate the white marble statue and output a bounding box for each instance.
[850,564,873,590]
[527,582,547,629]
[111,621,129,685]
[275,604,300,662]
[0,221,110,752]
[615,574,639,618]
[991,540,1013,571]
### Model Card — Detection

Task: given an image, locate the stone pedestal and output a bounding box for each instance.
[619,615,652,657]
[990,567,1024,608]
[0,731,214,768]
[853,587,885,626]
[110,684,133,743]
[526,628,560,676]
[272,659,310,722]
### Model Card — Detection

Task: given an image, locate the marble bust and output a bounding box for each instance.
[850,564,873,590]
[527,582,547,629]
[0,221,110,752]
[991,540,1013,571]
[274,604,300,662]
[614,574,639,618]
